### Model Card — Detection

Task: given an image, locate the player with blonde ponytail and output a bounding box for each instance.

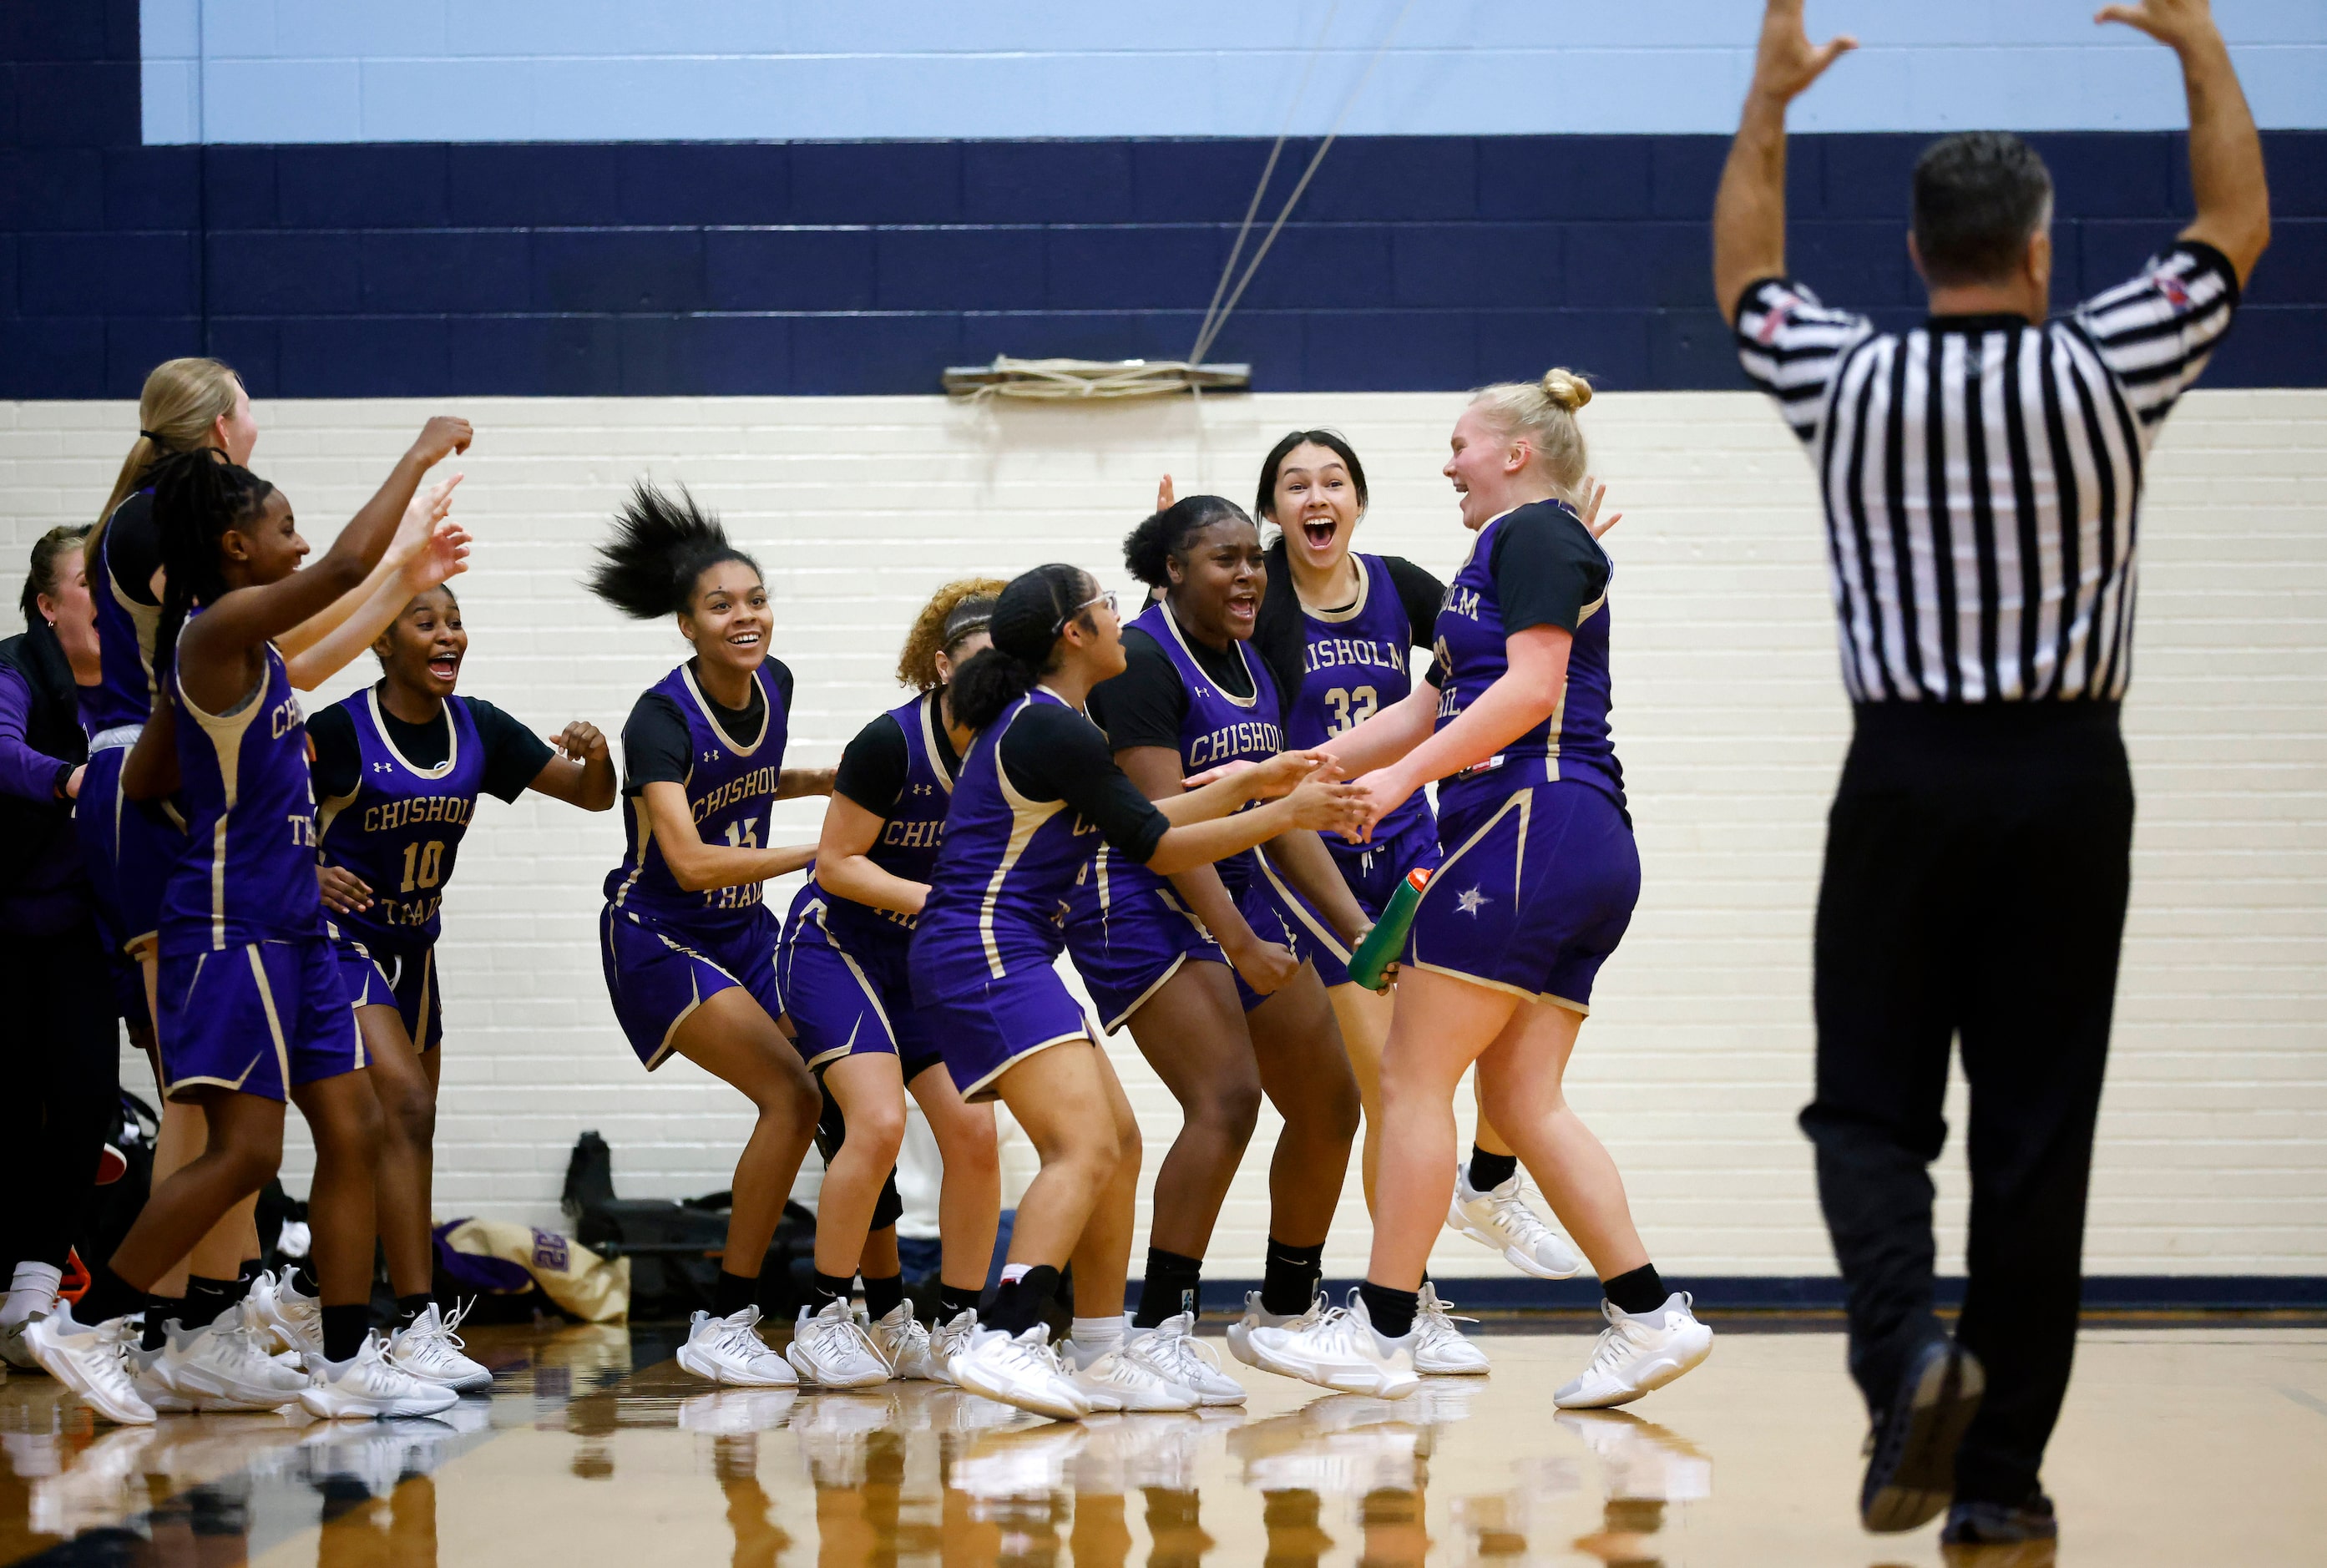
[1249,368,1713,1409]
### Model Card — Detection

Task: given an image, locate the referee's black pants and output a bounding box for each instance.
[0,922,123,1274]
[1802,701,2132,1508]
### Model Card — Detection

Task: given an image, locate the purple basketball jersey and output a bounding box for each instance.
[161,635,326,950]
[1282,552,1434,851]
[1081,599,1282,918]
[812,691,954,952]
[910,689,1101,993]
[316,689,489,953]
[605,661,791,934]
[1433,500,1624,810]
[83,495,163,736]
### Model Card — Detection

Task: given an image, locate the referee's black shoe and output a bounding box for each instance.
[1859,1337,1986,1533]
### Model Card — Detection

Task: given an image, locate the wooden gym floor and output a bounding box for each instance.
[2,1320,2319,1565]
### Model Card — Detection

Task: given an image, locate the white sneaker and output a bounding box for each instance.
[1246,1289,1419,1399]
[676,1305,798,1388]
[928,1309,978,1387]
[387,1302,493,1393]
[159,1314,311,1409]
[1,1314,45,1371]
[949,1325,1089,1421]
[868,1303,943,1381]
[1553,1293,1712,1409]
[1225,1290,1321,1369]
[1064,1341,1197,1413]
[247,1269,324,1359]
[24,1303,154,1425]
[1411,1284,1490,1375]
[1122,1313,1246,1406]
[1448,1167,1588,1279]
[786,1300,893,1388]
[125,1344,196,1414]
[300,1334,459,1419]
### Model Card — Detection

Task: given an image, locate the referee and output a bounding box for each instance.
[1712,0,2269,1547]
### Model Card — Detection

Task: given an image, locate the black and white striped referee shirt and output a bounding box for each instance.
[1735,242,2240,703]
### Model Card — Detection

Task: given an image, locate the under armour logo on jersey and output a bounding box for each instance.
[1456,887,1490,915]
[371,761,393,773]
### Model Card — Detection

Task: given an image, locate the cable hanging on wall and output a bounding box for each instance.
[943,0,1416,402]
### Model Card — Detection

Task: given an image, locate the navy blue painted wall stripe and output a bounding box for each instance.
[4,9,2322,398]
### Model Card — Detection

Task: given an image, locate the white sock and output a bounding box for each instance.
[1070,1314,1126,1356]
[999,1262,1031,1287]
[3,1263,63,1328]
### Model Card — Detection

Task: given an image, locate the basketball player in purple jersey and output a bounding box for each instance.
[72,358,467,1358]
[1066,496,1369,1402]
[588,483,833,1389]
[28,422,474,1426]
[778,580,1006,1388]
[1249,432,1613,1297]
[1254,371,1712,1407]
[908,564,1365,1420]
[309,582,616,1392]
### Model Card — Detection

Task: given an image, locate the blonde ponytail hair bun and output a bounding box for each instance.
[1540,367,1593,412]
[1468,366,1594,502]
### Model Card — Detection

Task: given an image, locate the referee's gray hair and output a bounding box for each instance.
[1468,368,1594,505]
[1913,132,2055,286]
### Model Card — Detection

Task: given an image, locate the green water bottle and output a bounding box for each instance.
[1348,867,1431,990]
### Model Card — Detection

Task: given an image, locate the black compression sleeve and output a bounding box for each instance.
[1489,504,1608,635]
[620,692,695,794]
[307,703,361,802]
[107,493,163,607]
[1085,628,1186,755]
[1252,543,1307,711]
[998,705,1170,863]
[832,713,910,816]
[464,697,559,803]
[1383,554,1446,686]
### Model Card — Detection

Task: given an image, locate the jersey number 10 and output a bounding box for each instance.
[398,840,446,893]
[1323,685,1378,735]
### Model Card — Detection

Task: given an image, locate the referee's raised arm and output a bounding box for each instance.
[2102,0,2270,285]
[1710,0,1854,328]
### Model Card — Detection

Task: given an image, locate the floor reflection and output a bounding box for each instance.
[32,1320,2319,1565]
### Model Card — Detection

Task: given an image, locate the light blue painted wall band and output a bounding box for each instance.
[140,0,2327,144]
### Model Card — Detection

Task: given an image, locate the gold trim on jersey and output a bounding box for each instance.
[367,687,460,778]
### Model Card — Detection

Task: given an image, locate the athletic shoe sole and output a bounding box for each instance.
[1552,1328,1714,1409]
[1414,1352,1491,1377]
[952,1359,1086,1421]
[675,1343,797,1388]
[1446,1213,1587,1281]
[398,1364,493,1394]
[299,1390,457,1420]
[1862,1343,1986,1534]
[782,1349,890,1389]
[1261,1353,1419,1399]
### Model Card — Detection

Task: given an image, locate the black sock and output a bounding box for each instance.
[184,1274,240,1330]
[984,1266,1060,1336]
[141,1296,183,1350]
[1131,1247,1202,1328]
[862,1272,905,1322]
[290,1264,320,1297]
[938,1282,982,1323]
[237,1257,265,1291]
[1601,1264,1669,1316]
[77,1262,146,1328]
[1261,1238,1325,1317]
[713,1270,759,1319]
[1468,1147,1519,1191]
[321,1303,370,1363]
[393,1292,434,1332]
[809,1272,854,1313]
[1358,1281,1419,1338]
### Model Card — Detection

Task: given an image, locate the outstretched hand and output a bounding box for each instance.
[2095,0,2218,51]
[1579,476,1624,541]
[1243,749,1341,801]
[1156,474,1176,513]
[1750,0,1856,104]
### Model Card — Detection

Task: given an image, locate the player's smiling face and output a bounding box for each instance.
[383,587,466,701]
[221,488,307,588]
[1169,517,1266,646]
[1444,406,1517,531]
[684,561,770,674]
[1269,442,1362,574]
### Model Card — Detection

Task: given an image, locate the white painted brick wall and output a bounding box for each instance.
[3,388,2320,1278]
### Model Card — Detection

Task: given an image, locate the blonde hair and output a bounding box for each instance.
[91,358,244,557]
[897,576,1010,690]
[1468,367,1593,503]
